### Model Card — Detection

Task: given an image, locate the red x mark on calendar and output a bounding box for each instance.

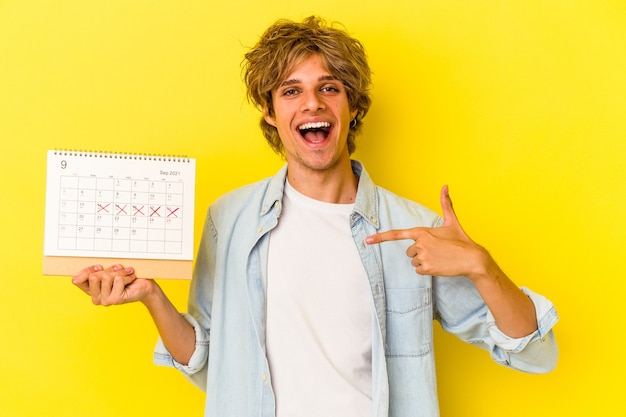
[150,206,161,217]
[167,207,180,218]
[97,203,110,213]
[116,204,127,215]
[133,205,145,216]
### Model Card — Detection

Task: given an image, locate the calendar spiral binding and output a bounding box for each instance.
[52,149,192,163]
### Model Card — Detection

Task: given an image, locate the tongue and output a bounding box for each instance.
[303,130,327,143]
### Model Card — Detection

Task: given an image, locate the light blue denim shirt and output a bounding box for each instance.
[154,161,559,417]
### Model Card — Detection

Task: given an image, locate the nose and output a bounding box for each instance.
[301,90,325,112]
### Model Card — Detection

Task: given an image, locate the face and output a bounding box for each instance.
[264,54,357,177]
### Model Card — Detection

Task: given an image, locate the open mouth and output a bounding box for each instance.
[297,121,331,144]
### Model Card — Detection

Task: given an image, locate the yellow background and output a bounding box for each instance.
[1,0,624,415]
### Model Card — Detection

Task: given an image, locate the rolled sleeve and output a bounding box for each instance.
[153,313,210,375]
[486,287,559,352]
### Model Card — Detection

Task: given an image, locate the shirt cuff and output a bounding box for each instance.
[153,313,210,375]
[486,287,559,352]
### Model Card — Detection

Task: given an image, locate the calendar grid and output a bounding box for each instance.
[57,175,185,255]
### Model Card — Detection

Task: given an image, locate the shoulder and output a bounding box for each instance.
[205,164,287,229]
[353,160,441,228]
[208,177,272,220]
[213,178,270,208]
[375,185,443,229]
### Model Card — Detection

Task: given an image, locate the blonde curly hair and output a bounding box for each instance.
[243,16,372,155]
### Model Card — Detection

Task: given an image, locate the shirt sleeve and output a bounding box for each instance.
[153,313,210,379]
[434,275,559,374]
[479,286,559,373]
[151,208,216,391]
[485,287,559,352]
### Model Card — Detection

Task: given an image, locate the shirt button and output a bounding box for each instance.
[370,217,378,224]
[261,374,267,381]
[256,226,263,233]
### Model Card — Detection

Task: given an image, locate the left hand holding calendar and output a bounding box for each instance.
[72,264,155,305]
[43,150,196,279]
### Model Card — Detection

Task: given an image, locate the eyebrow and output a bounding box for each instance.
[279,75,340,87]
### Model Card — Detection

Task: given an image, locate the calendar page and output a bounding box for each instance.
[43,150,196,278]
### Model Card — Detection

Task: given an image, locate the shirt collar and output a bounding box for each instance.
[260,163,288,217]
[352,160,381,230]
[260,160,380,230]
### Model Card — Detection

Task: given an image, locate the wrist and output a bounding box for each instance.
[140,280,165,310]
[465,246,500,283]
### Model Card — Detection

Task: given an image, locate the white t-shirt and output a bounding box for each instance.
[266,180,373,417]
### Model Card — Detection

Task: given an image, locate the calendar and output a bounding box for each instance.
[43,150,196,279]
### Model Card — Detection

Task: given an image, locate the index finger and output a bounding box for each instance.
[365,228,419,245]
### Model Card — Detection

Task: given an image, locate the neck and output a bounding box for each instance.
[286,159,358,204]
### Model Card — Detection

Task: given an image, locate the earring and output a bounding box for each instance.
[350,118,358,128]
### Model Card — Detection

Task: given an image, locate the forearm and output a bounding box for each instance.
[142,282,196,366]
[468,250,538,338]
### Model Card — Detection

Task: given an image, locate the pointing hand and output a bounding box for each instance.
[366,186,489,278]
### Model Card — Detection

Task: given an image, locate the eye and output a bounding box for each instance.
[281,88,300,96]
[320,85,340,93]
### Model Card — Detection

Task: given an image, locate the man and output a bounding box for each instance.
[73,16,558,417]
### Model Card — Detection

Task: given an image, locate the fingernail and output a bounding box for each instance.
[93,265,102,271]
[125,267,133,273]
[113,264,123,271]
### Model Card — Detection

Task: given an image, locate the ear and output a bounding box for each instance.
[263,107,276,127]
[350,109,358,121]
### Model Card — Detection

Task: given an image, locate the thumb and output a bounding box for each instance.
[440,185,461,227]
